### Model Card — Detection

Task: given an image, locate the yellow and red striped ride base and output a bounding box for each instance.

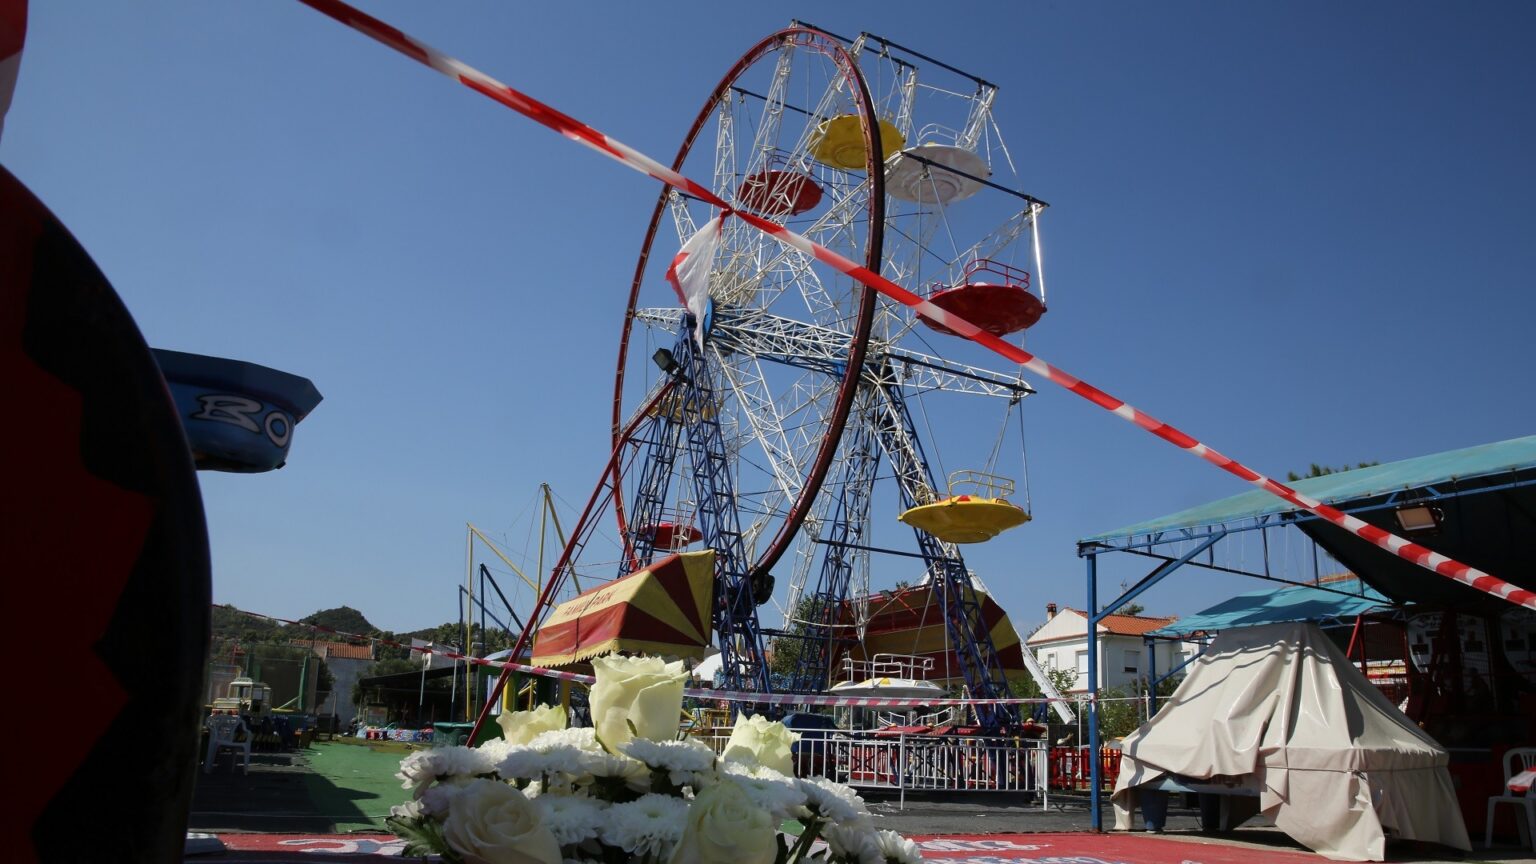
[531,551,715,667]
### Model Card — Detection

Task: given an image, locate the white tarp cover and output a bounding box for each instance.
[1112,622,1470,861]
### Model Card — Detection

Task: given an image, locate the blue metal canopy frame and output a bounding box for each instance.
[1073,435,1536,830]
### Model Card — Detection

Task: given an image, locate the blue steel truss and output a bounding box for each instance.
[866,373,1020,728]
[624,328,769,695]
[782,413,880,694]
[624,322,1022,721]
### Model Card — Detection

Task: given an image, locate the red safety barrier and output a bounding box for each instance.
[1047,746,1122,790]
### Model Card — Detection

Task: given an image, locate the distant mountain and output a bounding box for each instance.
[301,606,378,636]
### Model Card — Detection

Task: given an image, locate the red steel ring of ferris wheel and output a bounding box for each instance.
[610,24,886,590]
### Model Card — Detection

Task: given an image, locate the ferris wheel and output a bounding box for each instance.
[572,24,1049,725]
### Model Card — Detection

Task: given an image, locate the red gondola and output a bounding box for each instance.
[735,169,822,217]
[642,521,703,549]
[918,259,1045,337]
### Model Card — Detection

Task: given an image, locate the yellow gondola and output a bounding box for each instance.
[898,495,1030,543]
[647,390,717,421]
[898,469,1031,543]
[811,115,906,171]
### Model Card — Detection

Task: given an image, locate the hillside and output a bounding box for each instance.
[301,606,378,636]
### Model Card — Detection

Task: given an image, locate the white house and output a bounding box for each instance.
[297,640,376,725]
[1025,604,1200,693]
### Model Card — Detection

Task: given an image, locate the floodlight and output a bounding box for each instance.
[1393,504,1442,534]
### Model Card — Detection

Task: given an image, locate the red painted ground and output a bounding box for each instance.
[214,833,1321,863]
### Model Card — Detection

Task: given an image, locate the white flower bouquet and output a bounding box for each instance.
[387,655,922,864]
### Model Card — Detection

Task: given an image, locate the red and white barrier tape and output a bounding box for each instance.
[224,605,1066,708]
[294,0,1534,613]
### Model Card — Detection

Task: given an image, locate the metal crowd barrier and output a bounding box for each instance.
[699,730,1050,809]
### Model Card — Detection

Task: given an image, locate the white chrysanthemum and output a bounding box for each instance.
[721,763,808,820]
[535,793,609,846]
[580,749,651,788]
[601,792,689,858]
[388,798,425,821]
[531,726,602,752]
[420,782,468,819]
[476,735,521,766]
[397,746,495,798]
[495,744,587,783]
[824,822,881,864]
[622,737,717,787]
[798,777,870,824]
[871,830,922,864]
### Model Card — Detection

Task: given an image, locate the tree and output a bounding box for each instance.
[1006,665,1077,707]
[1047,666,1079,695]
[1286,461,1379,482]
[302,606,378,636]
[1095,686,1142,738]
[767,596,836,680]
[353,656,421,706]
[398,621,515,658]
[1094,674,1184,739]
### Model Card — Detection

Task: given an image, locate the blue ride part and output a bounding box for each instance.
[151,349,323,473]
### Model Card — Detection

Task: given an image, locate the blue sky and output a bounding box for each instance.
[5,2,1533,637]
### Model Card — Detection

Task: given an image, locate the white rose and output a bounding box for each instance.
[668,780,777,864]
[589,655,687,749]
[441,779,562,864]
[496,704,567,746]
[720,714,799,775]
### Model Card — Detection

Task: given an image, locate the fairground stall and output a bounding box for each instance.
[1075,435,1536,844]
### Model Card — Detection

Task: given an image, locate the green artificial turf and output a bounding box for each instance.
[300,740,414,831]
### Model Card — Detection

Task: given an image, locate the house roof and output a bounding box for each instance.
[293,640,375,660]
[1090,609,1177,636]
[1026,607,1177,643]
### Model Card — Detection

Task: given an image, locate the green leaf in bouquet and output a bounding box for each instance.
[591,774,644,803]
[386,815,460,863]
[784,816,825,864]
[649,767,683,797]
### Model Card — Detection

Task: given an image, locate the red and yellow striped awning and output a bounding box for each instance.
[531,551,715,668]
[835,583,1026,686]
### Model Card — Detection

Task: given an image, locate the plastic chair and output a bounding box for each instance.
[204,714,252,774]
[1485,746,1536,849]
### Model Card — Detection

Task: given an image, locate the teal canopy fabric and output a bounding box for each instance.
[1081,435,1536,543]
[1148,579,1391,637]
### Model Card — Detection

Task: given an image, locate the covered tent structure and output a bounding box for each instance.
[1140,577,1398,711]
[531,551,715,667]
[1147,578,1392,638]
[1112,622,1470,861]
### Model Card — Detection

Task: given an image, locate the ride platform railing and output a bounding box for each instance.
[697,729,1051,808]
